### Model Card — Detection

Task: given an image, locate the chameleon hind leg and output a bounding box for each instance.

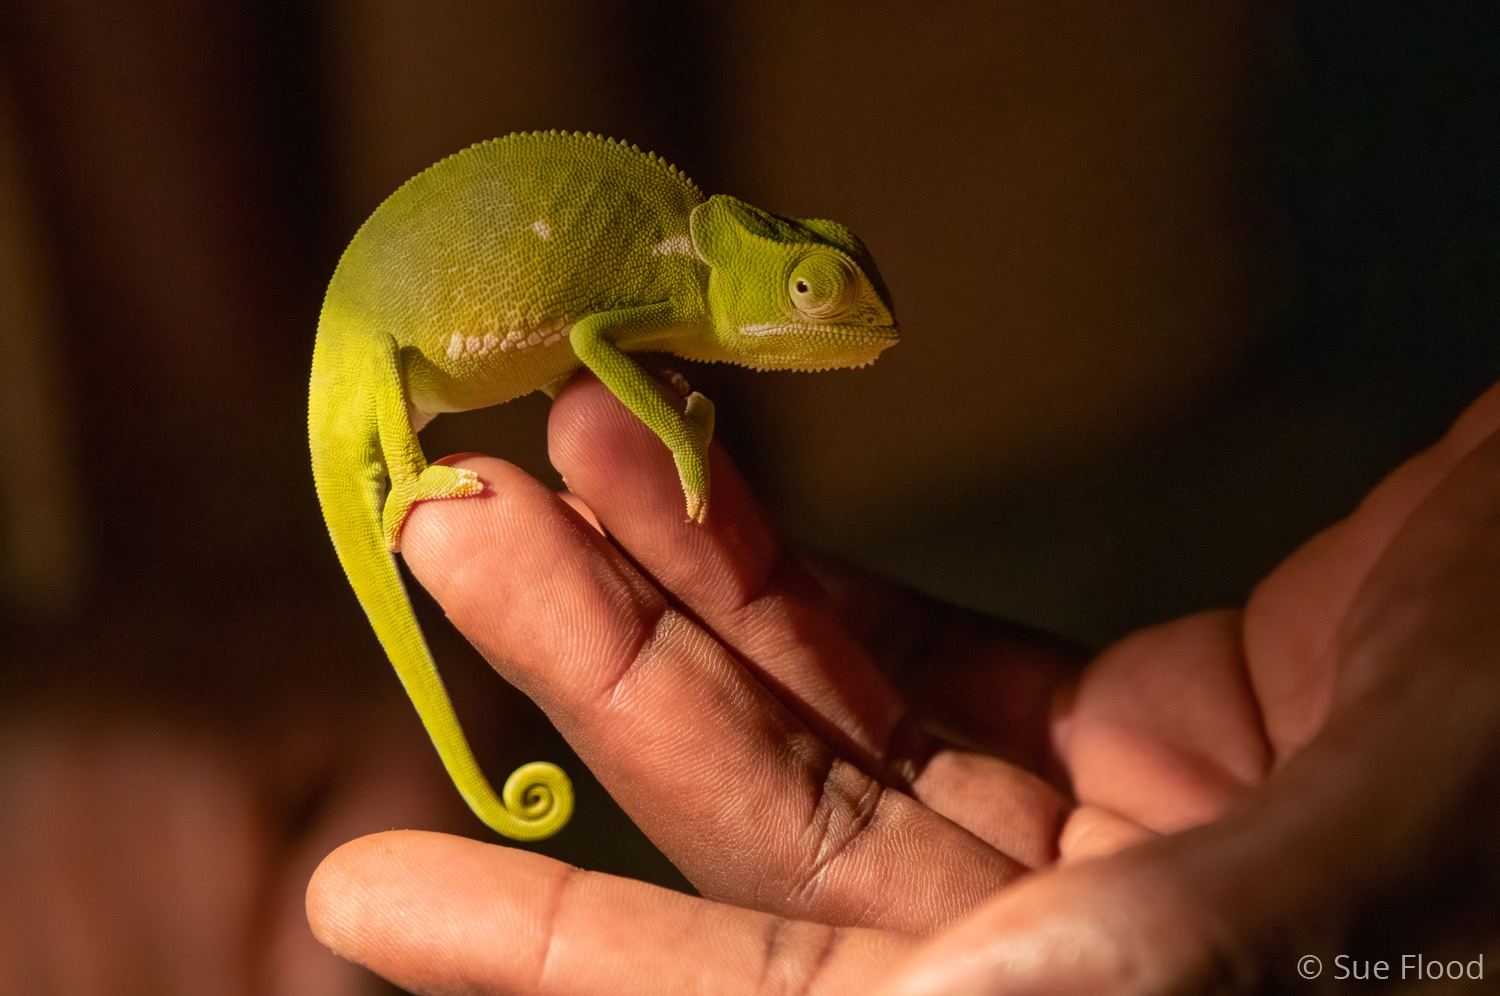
[364,336,572,840]
[373,342,483,550]
[569,306,716,522]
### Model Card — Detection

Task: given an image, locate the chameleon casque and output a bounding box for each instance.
[309,130,898,840]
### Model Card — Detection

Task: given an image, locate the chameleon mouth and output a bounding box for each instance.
[738,320,899,343]
[737,325,899,372]
[805,326,899,350]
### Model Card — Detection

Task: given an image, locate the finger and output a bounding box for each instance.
[882,690,1497,996]
[307,830,917,996]
[910,748,1068,868]
[402,460,1022,930]
[882,772,1385,996]
[801,552,1083,781]
[1057,610,1269,834]
[1244,379,1500,760]
[1056,805,1157,864]
[546,374,1068,858]
[547,371,909,778]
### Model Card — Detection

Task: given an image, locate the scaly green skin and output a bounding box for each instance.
[309,131,898,840]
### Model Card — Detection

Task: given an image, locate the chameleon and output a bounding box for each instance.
[309,130,898,841]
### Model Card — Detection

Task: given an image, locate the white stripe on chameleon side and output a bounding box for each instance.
[446,320,573,361]
[650,233,694,256]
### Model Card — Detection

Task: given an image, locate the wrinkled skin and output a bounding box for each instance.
[300,373,1500,995]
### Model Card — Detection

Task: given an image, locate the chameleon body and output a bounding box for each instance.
[309,131,897,840]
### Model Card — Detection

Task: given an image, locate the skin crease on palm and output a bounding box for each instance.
[304,373,1500,995]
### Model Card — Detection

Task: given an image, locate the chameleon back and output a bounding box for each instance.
[324,132,708,415]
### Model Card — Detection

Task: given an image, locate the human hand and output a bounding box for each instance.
[306,369,1087,993]
[879,381,1500,993]
[306,375,1500,995]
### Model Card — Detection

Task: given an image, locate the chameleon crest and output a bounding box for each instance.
[309,131,897,839]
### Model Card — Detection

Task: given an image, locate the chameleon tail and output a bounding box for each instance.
[309,324,572,841]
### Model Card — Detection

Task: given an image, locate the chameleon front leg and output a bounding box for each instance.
[569,306,716,522]
[374,338,484,550]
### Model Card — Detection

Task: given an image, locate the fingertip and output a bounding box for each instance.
[304,830,565,994]
[547,372,675,515]
[546,367,779,593]
[547,369,627,449]
[400,454,573,579]
[430,451,487,467]
[304,830,411,961]
[1057,805,1158,864]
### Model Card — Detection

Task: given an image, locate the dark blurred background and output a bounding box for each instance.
[0,1,1495,991]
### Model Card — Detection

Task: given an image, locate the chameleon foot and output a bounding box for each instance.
[383,464,484,549]
[675,391,714,523]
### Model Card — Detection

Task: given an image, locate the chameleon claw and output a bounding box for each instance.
[685,489,708,524]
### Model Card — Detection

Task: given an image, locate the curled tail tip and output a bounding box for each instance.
[484,761,574,842]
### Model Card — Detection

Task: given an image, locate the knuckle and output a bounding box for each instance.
[757,918,842,996]
[530,864,583,991]
[787,756,887,908]
[588,596,677,707]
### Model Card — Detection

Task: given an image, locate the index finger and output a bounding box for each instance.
[401,455,1021,932]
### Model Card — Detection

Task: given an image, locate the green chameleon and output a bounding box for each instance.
[309,130,898,841]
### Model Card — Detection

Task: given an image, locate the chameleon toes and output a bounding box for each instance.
[684,488,708,524]
[382,464,485,549]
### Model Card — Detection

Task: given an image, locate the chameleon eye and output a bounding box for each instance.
[787,252,856,320]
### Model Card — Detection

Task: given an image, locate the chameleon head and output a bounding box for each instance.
[689,194,898,372]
